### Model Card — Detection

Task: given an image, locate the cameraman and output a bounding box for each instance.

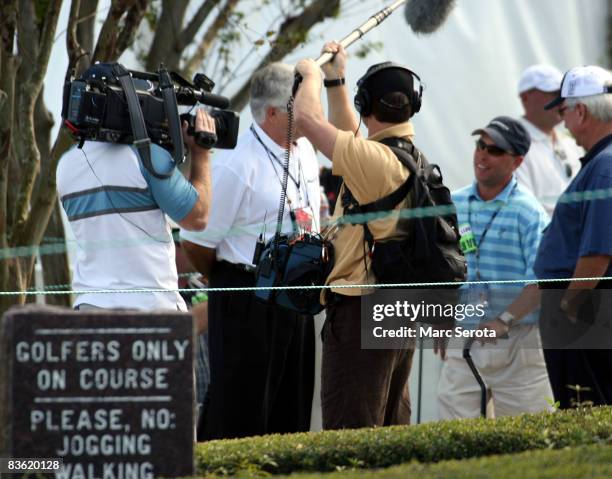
[57,107,216,312]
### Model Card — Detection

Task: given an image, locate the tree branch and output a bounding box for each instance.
[13,0,62,237]
[67,0,88,70]
[18,128,73,252]
[0,0,19,251]
[77,0,99,54]
[0,54,14,287]
[92,0,131,62]
[31,0,62,90]
[16,0,38,80]
[1,0,18,56]
[115,0,148,59]
[176,0,217,52]
[146,0,189,72]
[229,0,340,112]
[183,0,240,79]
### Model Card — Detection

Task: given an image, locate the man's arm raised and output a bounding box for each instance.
[320,42,360,135]
[294,59,339,161]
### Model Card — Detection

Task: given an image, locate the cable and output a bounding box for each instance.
[81,148,171,245]
[272,97,295,253]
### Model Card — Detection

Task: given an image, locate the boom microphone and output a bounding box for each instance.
[404,0,456,34]
[293,0,455,95]
[314,0,406,68]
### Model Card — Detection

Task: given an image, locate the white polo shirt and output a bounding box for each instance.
[57,142,198,311]
[515,118,583,216]
[181,123,321,265]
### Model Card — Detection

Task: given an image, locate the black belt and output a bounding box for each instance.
[325,291,359,307]
[539,280,570,290]
[539,279,611,290]
[218,260,256,275]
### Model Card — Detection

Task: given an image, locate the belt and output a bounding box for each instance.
[539,279,611,290]
[538,280,570,290]
[325,291,359,307]
[218,260,256,274]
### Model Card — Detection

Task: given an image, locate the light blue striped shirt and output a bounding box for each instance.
[452,177,549,326]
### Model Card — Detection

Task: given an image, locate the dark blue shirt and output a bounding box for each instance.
[534,134,612,280]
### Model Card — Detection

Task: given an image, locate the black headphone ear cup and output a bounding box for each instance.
[408,84,422,115]
[354,88,371,117]
[353,90,363,114]
[412,86,422,114]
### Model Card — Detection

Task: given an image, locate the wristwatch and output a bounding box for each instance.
[497,311,516,327]
[323,77,345,88]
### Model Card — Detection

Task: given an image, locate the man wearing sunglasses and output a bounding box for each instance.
[438,116,553,419]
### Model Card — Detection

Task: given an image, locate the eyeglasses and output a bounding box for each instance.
[475,139,510,157]
[558,105,571,116]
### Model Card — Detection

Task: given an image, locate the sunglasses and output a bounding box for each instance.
[475,139,510,157]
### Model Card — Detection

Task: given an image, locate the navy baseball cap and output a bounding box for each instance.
[471,116,531,156]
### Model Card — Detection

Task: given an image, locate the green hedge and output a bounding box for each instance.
[268,443,612,479]
[195,407,612,476]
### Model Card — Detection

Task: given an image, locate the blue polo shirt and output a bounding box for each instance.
[534,135,612,282]
[453,177,549,326]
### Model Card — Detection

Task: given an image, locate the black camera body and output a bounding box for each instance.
[180,111,239,150]
[62,62,240,157]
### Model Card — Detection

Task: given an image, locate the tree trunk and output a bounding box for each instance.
[145,0,190,72]
[76,0,99,74]
[40,202,72,306]
[0,255,26,312]
[33,86,71,307]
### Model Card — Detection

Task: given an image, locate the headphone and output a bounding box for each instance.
[353,62,423,117]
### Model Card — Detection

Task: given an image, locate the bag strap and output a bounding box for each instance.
[112,63,172,180]
[341,137,421,216]
[341,137,422,252]
[158,65,185,167]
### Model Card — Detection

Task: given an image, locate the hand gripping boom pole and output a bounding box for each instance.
[314,0,407,67]
[292,0,406,94]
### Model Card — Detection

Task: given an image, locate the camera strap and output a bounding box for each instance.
[159,66,185,167]
[112,63,171,179]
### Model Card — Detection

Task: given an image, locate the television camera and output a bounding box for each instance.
[62,62,239,178]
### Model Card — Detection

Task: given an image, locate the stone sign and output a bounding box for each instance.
[0,305,194,478]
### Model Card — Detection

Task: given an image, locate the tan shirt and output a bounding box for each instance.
[323,123,415,302]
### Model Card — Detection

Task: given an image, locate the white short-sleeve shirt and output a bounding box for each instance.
[515,118,583,216]
[57,142,190,311]
[181,123,321,265]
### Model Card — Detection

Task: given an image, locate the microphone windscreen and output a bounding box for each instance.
[404,0,456,34]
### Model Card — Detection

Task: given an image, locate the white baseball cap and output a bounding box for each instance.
[545,65,612,110]
[518,64,563,94]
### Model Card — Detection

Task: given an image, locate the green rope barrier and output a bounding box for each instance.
[2,276,611,296]
[5,187,612,260]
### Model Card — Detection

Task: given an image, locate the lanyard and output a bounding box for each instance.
[250,125,301,192]
[250,125,314,234]
[467,183,517,280]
